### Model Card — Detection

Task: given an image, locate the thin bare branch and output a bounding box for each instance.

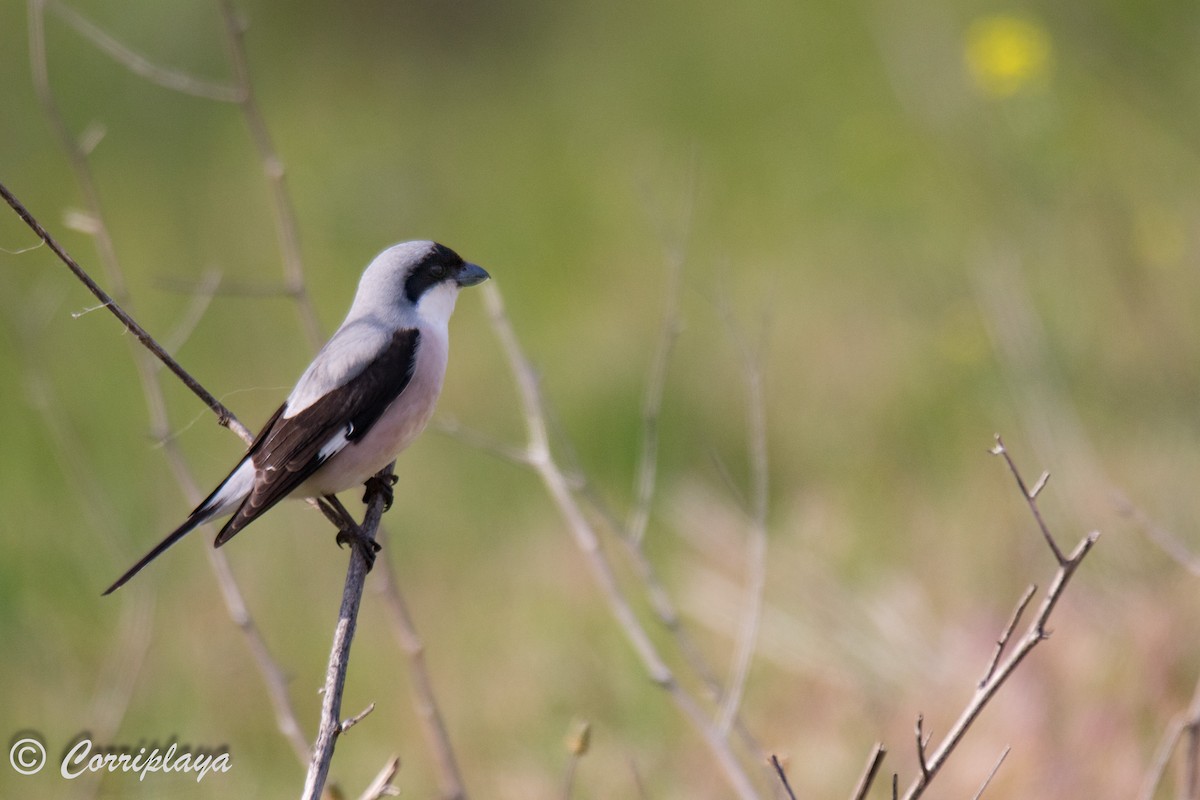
[303,465,394,800]
[356,757,402,800]
[161,267,222,357]
[203,536,313,765]
[849,743,887,800]
[898,439,1098,799]
[340,702,376,735]
[0,180,252,443]
[714,305,770,739]
[482,282,762,800]
[972,746,1010,800]
[989,435,1066,565]
[46,0,243,101]
[1115,493,1200,578]
[434,415,534,466]
[626,239,684,546]
[25,8,467,796]
[1139,714,1186,800]
[217,0,322,350]
[914,714,931,782]
[1141,667,1200,800]
[769,755,797,800]
[6,328,159,800]
[979,584,1037,687]
[373,535,469,800]
[22,7,325,773]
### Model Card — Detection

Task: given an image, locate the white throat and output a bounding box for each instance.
[416,282,460,330]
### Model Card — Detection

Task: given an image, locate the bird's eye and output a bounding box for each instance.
[428,263,447,280]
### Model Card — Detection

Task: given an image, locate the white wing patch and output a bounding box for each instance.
[318,429,351,462]
[199,458,257,518]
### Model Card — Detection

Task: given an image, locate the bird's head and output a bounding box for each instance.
[354,240,490,328]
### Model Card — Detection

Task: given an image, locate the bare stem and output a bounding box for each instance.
[45,0,242,101]
[989,435,1065,565]
[0,180,251,442]
[217,0,322,350]
[914,715,930,782]
[979,584,1037,688]
[769,755,797,800]
[481,282,762,800]
[893,438,1098,800]
[972,747,1010,800]
[374,536,469,800]
[716,313,770,738]
[302,466,394,800]
[849,744,887,800]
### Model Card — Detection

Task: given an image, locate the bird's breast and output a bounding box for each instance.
[301,327,449,496]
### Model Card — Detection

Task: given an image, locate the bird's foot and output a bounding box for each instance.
[363,472,399,512]
[335,524,382,571]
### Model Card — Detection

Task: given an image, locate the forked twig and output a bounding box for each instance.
[989,436,1065,565]
[886,438,1098,800]
[979,584,1037,687]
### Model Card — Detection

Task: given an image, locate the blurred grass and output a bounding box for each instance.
[4,0,1200,797]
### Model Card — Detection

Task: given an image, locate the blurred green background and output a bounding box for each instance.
[4,0,1200,797]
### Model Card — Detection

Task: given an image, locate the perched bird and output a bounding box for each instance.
[103,241,490,595]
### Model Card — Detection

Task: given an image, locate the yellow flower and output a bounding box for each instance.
[965,15,1052,96]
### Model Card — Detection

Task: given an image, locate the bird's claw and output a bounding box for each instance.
[363,472,400,511]
[335,526,382,571]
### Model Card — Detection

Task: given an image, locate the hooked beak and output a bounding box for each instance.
[456,262,490,287]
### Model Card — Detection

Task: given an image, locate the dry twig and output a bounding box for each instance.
[481,281,762,800]
[28,4,470,792]
[302,469,394,800]
[373,540,468,799]
[769,755,797,800]
[357,757,402,800]
[880,436,1098,800]
[972,747,1009,799]
[849,743,887,800]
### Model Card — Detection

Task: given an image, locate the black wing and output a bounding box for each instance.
[213,328,421,546]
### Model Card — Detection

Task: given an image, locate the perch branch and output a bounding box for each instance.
[302,464,394,800]
[20,11,323,770]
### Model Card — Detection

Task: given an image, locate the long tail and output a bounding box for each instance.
[102,511,212,595]
[102,458,256,595]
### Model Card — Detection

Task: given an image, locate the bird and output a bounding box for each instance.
[103,240,490,595]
